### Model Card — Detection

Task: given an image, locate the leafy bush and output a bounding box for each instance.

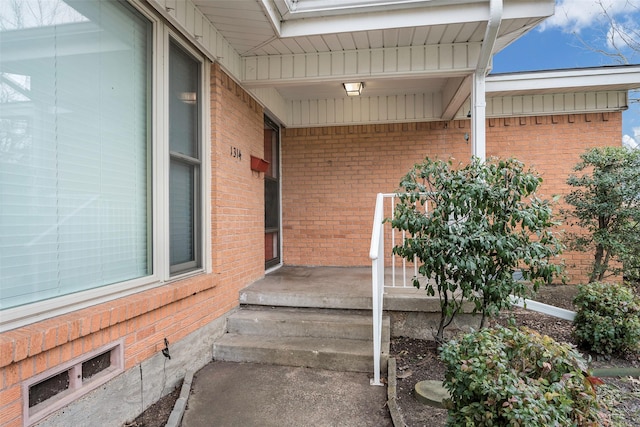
[390,157,563,342]
[440,326,602,427]
[572,282,640,356]
[564,146,640,283]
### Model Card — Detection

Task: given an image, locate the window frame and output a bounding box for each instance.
[166,37,204,276]
[0,0,212,332]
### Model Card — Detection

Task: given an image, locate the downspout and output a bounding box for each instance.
[471,0,503,161]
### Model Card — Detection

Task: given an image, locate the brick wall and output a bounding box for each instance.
[281,113,622,283]
[0,64,265,427]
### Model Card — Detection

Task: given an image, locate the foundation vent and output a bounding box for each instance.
[23,340,124,426]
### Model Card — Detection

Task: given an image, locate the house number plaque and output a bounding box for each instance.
[230,146,242,160]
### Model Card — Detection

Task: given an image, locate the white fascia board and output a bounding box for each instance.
[280,3,488,37]
[501,0,554,20]
[259,0,283,35]
[487,66,640,94]
[278,0,552,38]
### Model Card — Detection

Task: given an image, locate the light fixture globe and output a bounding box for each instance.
[343,82,364,96]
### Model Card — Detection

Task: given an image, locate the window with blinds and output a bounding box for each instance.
[169,41,202,275]
[0,1,152,310]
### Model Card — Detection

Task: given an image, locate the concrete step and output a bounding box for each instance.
[213,334,388,373]
[227,308,390,342]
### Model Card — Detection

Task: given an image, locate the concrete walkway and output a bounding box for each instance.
[181,361,393,427]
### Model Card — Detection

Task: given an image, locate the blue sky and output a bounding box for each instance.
[492,0,640,148]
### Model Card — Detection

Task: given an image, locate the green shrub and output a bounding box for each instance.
[440,326,601,427]
[572,282,640,356]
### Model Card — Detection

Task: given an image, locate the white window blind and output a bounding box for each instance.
[0,0,151,309]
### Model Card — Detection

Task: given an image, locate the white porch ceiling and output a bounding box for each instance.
[192,0,555,115]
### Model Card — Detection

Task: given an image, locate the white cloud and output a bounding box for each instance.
[622,127,640,150]
[540,0,634,33]
[622,134,638,149]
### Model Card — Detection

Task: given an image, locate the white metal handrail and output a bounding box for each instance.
[369,193,386,386]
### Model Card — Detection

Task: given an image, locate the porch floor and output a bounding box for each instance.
[241,265,439,312]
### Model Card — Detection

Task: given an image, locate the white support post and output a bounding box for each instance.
[471,71,487,161]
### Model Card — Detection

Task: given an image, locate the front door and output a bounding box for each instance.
[264,116,280,269]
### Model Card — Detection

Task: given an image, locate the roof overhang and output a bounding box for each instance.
[487,66,640,95]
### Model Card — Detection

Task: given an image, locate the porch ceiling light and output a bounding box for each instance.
[343,82,364,96]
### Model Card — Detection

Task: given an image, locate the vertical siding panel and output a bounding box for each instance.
[244,57,258,81]
[370,97,379,121]
[502,97,513,116]
[331,52,345,76]
[425,46,439,70]
[309,100,318,125]
[575,93,586,111]
[335,99,345,124]
[281,56,294,79]
[468,43,481,68]
[345,52,358,75]
[453,44,467,68]
[319,53,332,76]
[415,93,424,119]
[512,97,523,115]
[165,0,177,18]
[424,93,434,118]
[176,0,186,24]
[185,1,195,35]
[618,92,627,108]
[411,47,425,71]
[194,9,204,39]
[352,97,361,123]
[607,92,617,109]
[378,96,388,121]
[291,101,301,126]
[486,98,495,116]
[328,99,337,124]
[397,47,411,72]
[543,95,553,113]
[405,94,415,120]
[209,28,218,59]
[532,95,543,113]
[361,97,370,122]
[554,94,564,112]
[318,99,327,124]
[493,97,503,116]
[388,96,397,121]
[596,92,608,109]
[585,92,596,111]
[293,55,306,78]
[564,94,575,112]
[522,96,533,114]
[433,92,443,118]
[199,16,209,47]
[254,57,267,80]
[358,51,371,75]
[371,49,384,74]
[384,48,398,73]
[439,45,453,69]
[306,54,318,77]
[268,57,281,80]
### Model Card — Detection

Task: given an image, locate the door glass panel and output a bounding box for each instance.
[264,118,280,268]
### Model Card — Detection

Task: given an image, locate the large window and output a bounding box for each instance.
[0,0,207,326]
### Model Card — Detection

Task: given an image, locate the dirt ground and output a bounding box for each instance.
[124,284,640,427]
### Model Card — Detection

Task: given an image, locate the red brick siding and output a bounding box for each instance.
[281,113,622,283]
